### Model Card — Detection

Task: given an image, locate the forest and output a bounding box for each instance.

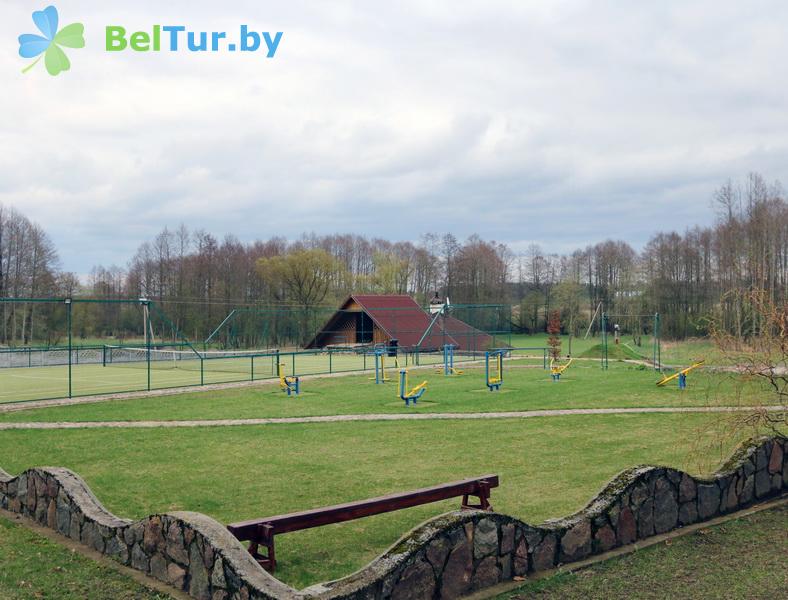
[1,173,787,345]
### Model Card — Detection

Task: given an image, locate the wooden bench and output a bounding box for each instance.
[226,474,499,571]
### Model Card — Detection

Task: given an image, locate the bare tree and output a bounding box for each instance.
[708,289,787,436]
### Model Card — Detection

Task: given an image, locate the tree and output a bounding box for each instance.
[546,310,562,360]
[257,249,346,344]
[708,289,787,436]
[258,248,344,307]
[554,280,583,335]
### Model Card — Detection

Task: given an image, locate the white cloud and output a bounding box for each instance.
[2,0,788,271]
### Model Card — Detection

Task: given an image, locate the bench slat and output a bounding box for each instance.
[227,474,498,540]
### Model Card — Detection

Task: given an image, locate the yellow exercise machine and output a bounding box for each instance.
[278,362,300,395]
[656,360,705,389]
[399,369,427,406]
[550,357,573,381]
[485,350,504,391]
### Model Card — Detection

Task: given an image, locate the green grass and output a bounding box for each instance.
[659,337,726,366]
[0,515,168,599]
[0,413,755,589]
[508,333,597,356]
[501,504,788,599]
[0,360,770,424]
[579,343,646,361]
[0,336,733,405]
[509,333,719,367]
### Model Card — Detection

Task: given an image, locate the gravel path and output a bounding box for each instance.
[0,405,784,430]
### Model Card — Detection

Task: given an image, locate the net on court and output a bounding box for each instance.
[103,346,280,375]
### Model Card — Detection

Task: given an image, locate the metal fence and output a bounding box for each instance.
[0,298,514,405]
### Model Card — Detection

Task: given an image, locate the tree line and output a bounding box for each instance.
[1,173,786,345]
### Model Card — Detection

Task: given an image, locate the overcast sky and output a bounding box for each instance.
[2,1,788,274]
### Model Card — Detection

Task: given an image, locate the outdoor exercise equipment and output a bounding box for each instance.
[278,362,300,396]
[656,360,705,389]
[485,350,504,391]
[601,312,662,371]
[369,347,391,384]
[438,344,463,376]
[550,357,573,381]
[399,369,427,406]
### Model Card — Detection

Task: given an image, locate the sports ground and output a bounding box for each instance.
[1,335,780,589]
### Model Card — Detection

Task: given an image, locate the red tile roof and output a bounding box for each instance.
[352,295,447,349]
[307,294,493,351]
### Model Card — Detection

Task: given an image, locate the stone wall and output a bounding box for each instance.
[0,435,785,600]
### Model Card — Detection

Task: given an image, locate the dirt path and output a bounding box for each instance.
[0,405,784,430]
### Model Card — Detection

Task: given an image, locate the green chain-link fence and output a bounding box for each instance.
[0,299,513,405]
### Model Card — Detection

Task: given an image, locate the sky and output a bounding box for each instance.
[2,0,788,274]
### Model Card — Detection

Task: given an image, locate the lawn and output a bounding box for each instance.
[0,412,756,589]
[0,514,168,599]
[0,335,726,405]
[501,504,788,599]
[510,333,720,367]
[0,360,770,424]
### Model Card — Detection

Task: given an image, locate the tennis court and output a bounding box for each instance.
[0,346,469,404]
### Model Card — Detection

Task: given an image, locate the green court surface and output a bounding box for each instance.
[0,349,468,404]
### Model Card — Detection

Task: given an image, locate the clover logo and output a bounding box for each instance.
[18,6,85,76]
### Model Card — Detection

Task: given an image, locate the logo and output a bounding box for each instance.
[104,26,282,57]
[18,6,85,76]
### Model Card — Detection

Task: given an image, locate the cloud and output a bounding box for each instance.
[2,0,788,272]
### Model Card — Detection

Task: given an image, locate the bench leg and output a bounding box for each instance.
[246,525,277,571]
[461,480,493,511]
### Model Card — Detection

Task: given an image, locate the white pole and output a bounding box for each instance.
[584,302,602,340]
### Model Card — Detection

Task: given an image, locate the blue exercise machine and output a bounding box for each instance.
[369,347,391,384]
[439,344,464,376]
[399,369,427,406]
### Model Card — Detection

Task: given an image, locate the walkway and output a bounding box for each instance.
[0,405,784,430]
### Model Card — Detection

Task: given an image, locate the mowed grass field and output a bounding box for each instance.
[0,516,168,599]
[509,333,720,365]
[0,333,717,405]
[0,413,756,589]
[0,336,775,589]
[500,504,788,600]
[0,360,770,423]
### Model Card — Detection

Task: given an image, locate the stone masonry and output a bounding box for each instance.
[0,435,785,600]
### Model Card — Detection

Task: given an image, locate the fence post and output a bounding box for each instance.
[653,313,661,372]
[141,298,151,391]
[65,298,72,398]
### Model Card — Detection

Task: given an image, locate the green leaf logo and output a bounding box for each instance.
[18,6,85,76]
